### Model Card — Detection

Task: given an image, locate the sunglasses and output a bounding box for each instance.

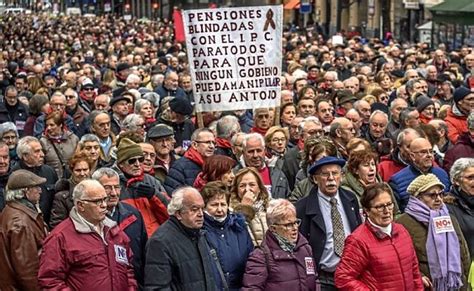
[83,87,94,91]
[127,156,144,165]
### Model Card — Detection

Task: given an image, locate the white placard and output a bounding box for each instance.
[183,6,282,113]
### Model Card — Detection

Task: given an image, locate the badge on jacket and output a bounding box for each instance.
[305,257,315,275]
[433,216,455,234]
[114,245,129,265]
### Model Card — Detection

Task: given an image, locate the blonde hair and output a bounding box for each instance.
[264,126,289,145]
[230,167,269,209]
[266,199,296,226]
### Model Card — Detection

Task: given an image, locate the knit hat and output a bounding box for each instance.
[7,170,47,190]
[337,90,358,105]
[169,97,193,116]
[453,86,471,104]
[415,96,434,112]
[406,174,444,197]
[116,138,143,165]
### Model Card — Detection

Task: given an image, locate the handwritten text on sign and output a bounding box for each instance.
[183,6,282,113]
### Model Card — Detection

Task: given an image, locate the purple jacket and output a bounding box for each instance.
[242,231,319,291]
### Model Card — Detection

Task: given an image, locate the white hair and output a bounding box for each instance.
[266,199,296,226]
[17,136,40,160]
[72,179,104,204]
[450,158,474,184]
[242,133,265,149]
[369,110,389,123]
[126,73,141,84]
[168,187,200,215]
[5,188,27,202]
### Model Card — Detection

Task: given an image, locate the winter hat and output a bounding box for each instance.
[116,138,143,165]
[453,86,471,104]
[7,170,47,190]
[415,96,434,113]
[169,97,193,116]
[407,174,444,197]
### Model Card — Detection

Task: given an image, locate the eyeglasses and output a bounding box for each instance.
[271,138,286,143]
[412,149,434,156]
[127,156,145,165]
[81,196,109,206]
[274,218,302,230]
[195,140,216,146]
[65,95,76,100]
[83,87,94,91]
[103,185,121,193]
[371,202,394,212]
[421,191,445,200]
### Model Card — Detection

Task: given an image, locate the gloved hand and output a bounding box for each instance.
[135,183,155,199]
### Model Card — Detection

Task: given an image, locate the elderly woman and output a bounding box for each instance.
[40,111,79,179]
[121,113,146,141]
[341,150,380,201]
[230,167,269,246]
[335,183,424,290]
[397,174,470,290]
[250,108,273,135]
[0,122,19,166]
[242,199,318,291]
[193,155,236,191]
[202,181,253,291]
[280,103,296,128]
[375,71,393,92]
[264,126,289,169]
[24,94,50,137]
[445,158,474,258]
[134,99,156,129]
[289,137,337,203]
[0,170,48,290]
[49,151,93,229]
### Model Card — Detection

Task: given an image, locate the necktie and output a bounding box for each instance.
[330,197,345,257]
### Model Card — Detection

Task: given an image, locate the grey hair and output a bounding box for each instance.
[396,128,420,146]
[92,167,120,181]
[5,188,27,202]
[134,99,152,114]
[399,107,418,127]
[468,112,474,130]
[126,74,141,84]
[142,92,160,107]
[17,136,40,160]
[242,133,265,149]
[231,132,246,146]
[0,122,19,138]
[168,187,200,215]
[79,134,100,148]
[369,110,389,123]
[191,128,214,142]
[395,86,406,99]
[389,98,407,110]
[122,114,144,131]
[216,115,240,138]
[72,179,104,204]
[266,198,296,226]
[252,107,269,117]
[51,91,66,102]
[450,158,474,184]
[298,116,321,133]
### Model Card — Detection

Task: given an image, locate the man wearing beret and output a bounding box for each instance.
[112,138,169,237]
[109,92,133,135]
[445,86,474,144]
[0,170,48,290]
[296,156,362,291]
[147,124,180,183]
[156,96,195,155]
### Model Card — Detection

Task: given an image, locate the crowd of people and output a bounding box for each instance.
[0,11,473,291]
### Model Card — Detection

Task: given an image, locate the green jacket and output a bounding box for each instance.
[397,213,471,290]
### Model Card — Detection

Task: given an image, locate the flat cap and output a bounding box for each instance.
[7,170,47,190]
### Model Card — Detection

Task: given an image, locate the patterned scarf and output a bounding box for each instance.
[273,231,296,253]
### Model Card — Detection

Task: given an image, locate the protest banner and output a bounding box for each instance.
[183,5,282,113]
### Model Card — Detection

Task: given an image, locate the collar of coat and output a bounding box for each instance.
[70,206,117,235]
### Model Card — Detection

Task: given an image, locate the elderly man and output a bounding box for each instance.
[297,97,316,118]
[64,87,89,134]
[144,187,217,290]
[38,180,137,290]
[296,156,362,290]
[93,168,148,289]
[443,112,474,172]
[445,86,474,144]
[235,133,290,199]
[109,92,132,135]
[147,124,179,183]
[164,128,215,195]
[89,110,116,163]
[387,98,408,139]
[94,94,111,111]
[215,115,241,159]
[12,136,58,225]
[389,137,450,212]
[364,110,391,155]
[316,99,334,129]
[154,71,186,107]
[0,170,48,290]
[113,138,169,237]
[329,117,355,159]
[354,100,371,131]
[345,109,362,137]
[0,86,29,137]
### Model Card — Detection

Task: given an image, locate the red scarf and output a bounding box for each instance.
[216,137,232,149]
[193,172,207,192]
[184,147,205,167]
[297,138,305,151]
[79,90,97,103]
[126,170,145,188]
[250,127,268,136]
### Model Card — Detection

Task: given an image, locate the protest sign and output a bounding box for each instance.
[183,5,282,113]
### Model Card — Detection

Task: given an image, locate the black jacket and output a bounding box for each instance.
[0,101,28,137]
[163,156,201,196]
[282,146,301,190]
[156,117,195,150]
[445,187,474,258]
[49,179,75,229]
[144,216,217,291]
[296,186,362,269]
[12,161,58,225]
[110,202,148,290]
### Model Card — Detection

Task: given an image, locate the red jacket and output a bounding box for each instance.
[445,108,468,144]
[335,222,423,291]
[377,155,406,182]
[38,209,137,290]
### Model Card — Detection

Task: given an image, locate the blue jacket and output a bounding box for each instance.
[33,113,79,138]
[204,213,253,291]
[163,156,201,196]
[109,202,147,290]
[389,165,451,212]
